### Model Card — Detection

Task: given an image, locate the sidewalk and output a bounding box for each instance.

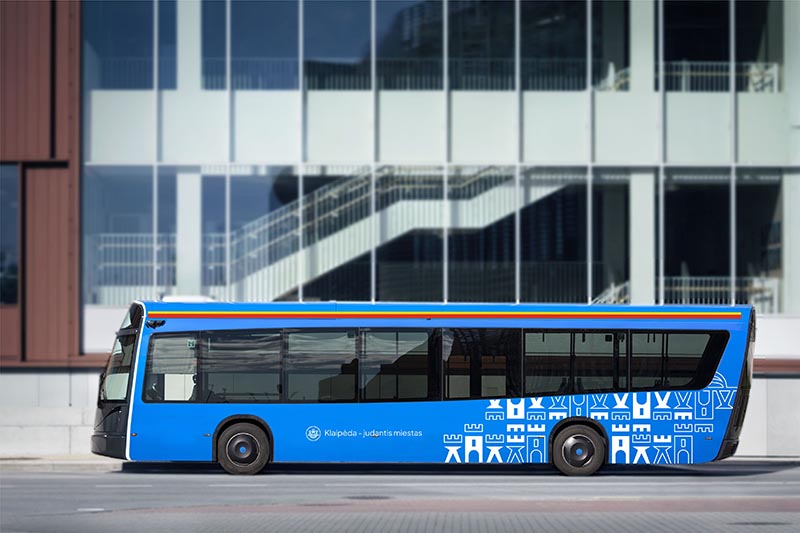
[0,455,123,473]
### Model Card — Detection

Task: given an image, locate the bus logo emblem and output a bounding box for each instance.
[306,426,321,442]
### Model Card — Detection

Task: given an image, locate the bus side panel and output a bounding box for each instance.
[127,317,749,465]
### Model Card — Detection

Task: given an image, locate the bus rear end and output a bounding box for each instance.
[91,303,144,460]
[715,307,755,460]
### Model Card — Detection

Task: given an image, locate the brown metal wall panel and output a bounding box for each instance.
[24,167,71,361]
[0,0,52,160]
[54,0,71,161]
[0,306,21,359]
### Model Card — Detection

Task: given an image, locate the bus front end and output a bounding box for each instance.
[91,304,143,460]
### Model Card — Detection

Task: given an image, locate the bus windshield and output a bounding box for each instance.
[100,334,137,401]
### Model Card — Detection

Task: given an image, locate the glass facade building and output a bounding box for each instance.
[81,0,799,350]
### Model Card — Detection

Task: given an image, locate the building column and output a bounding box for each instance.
[176,172,202,295]
[786,0,800,165]
[783,172,800,313]
[629,0,655,93]
[629,171,656,304]
[177,0,202,91]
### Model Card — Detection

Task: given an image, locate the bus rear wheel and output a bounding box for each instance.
[552,424,605,476]
[218,422,271,475]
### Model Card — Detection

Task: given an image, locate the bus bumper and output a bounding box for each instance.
[91,433,127,460]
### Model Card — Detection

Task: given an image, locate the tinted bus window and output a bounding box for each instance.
[668,333,712,387]
[144,334,198,402]
[203,330,281,403]
[444,329,521,400]
[524,332,571,396]
[574,332,626,393]
[361,330,433,401]
[631,332,727,390]
[285,330,357,402]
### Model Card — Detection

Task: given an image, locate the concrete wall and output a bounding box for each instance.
[0,371,99,457]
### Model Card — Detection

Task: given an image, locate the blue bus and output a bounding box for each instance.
[92,301,753,476]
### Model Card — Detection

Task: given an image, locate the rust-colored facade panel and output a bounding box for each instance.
[24,168,72,361]
[0,306,21,358]
[1,0,82,366]
[0,0,52,161]
[54,0,78,161]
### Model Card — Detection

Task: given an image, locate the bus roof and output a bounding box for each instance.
[137,300,751,322]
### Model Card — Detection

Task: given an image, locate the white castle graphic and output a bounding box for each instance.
[442,372,736,465]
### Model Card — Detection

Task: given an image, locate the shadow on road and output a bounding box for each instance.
[120,459,799,478]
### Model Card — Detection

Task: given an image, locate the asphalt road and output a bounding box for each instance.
[2,460,800,532]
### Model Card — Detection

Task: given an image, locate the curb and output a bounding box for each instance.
[1,459,123,473]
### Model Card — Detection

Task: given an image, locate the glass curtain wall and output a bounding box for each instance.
[81,0,789,312]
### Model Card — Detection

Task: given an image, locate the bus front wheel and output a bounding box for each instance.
[552,424,605,476]
[218,422,271,475]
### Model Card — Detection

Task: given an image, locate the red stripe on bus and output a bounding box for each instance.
[147,312,741,320]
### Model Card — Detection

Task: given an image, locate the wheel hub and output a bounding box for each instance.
[562,434,595,468]
[226,433,259,465]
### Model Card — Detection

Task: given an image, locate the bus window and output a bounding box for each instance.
[444,329,521,400]
[203,330,281,403]
[361,330,432,401]
[144,334,198,402]
[631,333,665,389]
[574,332,626,394]
[524,332,571,396]
[631,332,727,391]
[285,330,357,402]
[668,333,712,387]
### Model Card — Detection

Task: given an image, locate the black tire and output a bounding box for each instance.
[217,422,271,475]
[552,424,605,476]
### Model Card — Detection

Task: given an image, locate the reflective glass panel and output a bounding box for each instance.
[302,166,371,302]
[0,166,19,304]
[376,166,444,302]
[592,0,629,91]
[202,0,226,90]
[592,170,630,302]
[83,167,154,306]
[304,0,371,90]
[521,0,586,91]
[663,169,730,304]
[735,169,782,314]
[230,167,300,301]
[232,0,299,90]
[377,0,443,90]
[83,1,154,90]
[520,168,587,303]
[448,0,514,91]
[448,166,515,302]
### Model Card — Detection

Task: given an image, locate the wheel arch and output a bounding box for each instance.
[212,415,274,463]
[548,416,609,464]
